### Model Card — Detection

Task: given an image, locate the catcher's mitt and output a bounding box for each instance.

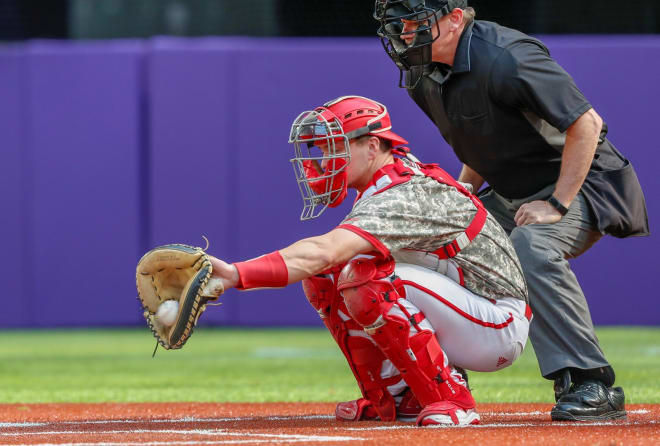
[136,242,224,352]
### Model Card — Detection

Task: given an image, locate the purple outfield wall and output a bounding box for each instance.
[0,36,658,328]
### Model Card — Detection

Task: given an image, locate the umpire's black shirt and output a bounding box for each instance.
[407,20,649,238]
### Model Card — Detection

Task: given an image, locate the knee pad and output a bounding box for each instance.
[337,257,399,327]
[301,274,336,319]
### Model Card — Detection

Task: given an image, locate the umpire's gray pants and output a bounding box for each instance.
[480,184,610,378]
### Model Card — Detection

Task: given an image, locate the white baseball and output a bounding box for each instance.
[156,300,179,327]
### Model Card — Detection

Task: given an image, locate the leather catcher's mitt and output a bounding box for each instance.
[136,243,224,351]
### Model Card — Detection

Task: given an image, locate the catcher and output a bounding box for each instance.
[136,95,531,426]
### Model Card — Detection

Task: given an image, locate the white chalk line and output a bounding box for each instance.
[1,442,347,446]
[344,419,658,431]
[481,411,546,417]
[5,421,655,436]
[2,429,359,441]
[0,415,335,429]
[0,422,48,428]
[1,409,650,429]
[480,409,651,417]
[1,411,655,444]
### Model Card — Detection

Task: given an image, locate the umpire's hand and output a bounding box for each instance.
[514,200,563,226]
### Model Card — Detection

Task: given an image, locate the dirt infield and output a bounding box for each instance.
[0,402,658,445]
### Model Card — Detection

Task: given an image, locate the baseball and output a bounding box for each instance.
[155,300,179,327]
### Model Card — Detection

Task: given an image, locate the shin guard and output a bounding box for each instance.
[301,271,400,421]
[338,258,475,410]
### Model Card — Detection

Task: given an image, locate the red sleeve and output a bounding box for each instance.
[337,224,391,258]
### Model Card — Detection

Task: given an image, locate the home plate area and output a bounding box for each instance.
[0,402,658,445]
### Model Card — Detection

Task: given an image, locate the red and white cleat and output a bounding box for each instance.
[336,389,422,422]
[335,398,379,421]
[416,401,480,427]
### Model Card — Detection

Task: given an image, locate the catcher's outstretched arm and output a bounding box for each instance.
[280,228,373,281]
[208,228,374,291]
[136,228,374,349]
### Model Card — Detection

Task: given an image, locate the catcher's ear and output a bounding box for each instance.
[368,137,380,158]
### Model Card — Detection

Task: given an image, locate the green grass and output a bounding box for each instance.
[0,327,658,404]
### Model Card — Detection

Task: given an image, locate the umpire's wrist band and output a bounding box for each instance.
[233,251,289,290]
[547,195,569,216]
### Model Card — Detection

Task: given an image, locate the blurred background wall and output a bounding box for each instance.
[0,1,658,328]
[1,0,659,39]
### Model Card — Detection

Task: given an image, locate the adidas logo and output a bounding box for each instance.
[496,357,508,367]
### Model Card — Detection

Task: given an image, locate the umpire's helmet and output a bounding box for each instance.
[374,0,468,72]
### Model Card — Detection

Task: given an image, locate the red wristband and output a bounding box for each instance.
[233,251,289,290]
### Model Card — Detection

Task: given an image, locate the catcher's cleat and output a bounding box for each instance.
[417,401,480,427]
[335,398,379,421]
[335,389,422,422]
[551,380,626,421]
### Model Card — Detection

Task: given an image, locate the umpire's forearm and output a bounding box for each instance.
[458,164,485,193]
[553,108,602,207]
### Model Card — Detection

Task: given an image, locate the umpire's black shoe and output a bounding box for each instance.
[551,380,627,421]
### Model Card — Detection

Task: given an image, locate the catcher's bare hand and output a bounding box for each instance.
[208,256,240,291]
[514,200,563,226]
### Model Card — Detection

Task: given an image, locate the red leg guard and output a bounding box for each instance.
[301,272,399,421]
[338,258,475,410]
[301,274,336,320]
[342,335,398,421]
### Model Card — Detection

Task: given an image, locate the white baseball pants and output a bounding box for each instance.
[395,263,531,372]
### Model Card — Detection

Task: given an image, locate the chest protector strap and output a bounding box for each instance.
[421,163,488,260]
[358,156,488,260]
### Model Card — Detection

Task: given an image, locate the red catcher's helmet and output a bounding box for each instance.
[289,95,408,220]
[320,95,409,148]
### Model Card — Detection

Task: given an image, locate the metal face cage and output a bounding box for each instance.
[289,110,351,221]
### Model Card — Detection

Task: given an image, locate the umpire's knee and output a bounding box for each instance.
[510,225,557,274]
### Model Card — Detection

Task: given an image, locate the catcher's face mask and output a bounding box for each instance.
[289,95,408,220]
[289,108,351,221]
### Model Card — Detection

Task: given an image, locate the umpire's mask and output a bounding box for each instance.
[374,0,467,87]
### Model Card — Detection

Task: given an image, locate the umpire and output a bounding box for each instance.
[373,0,649,421]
